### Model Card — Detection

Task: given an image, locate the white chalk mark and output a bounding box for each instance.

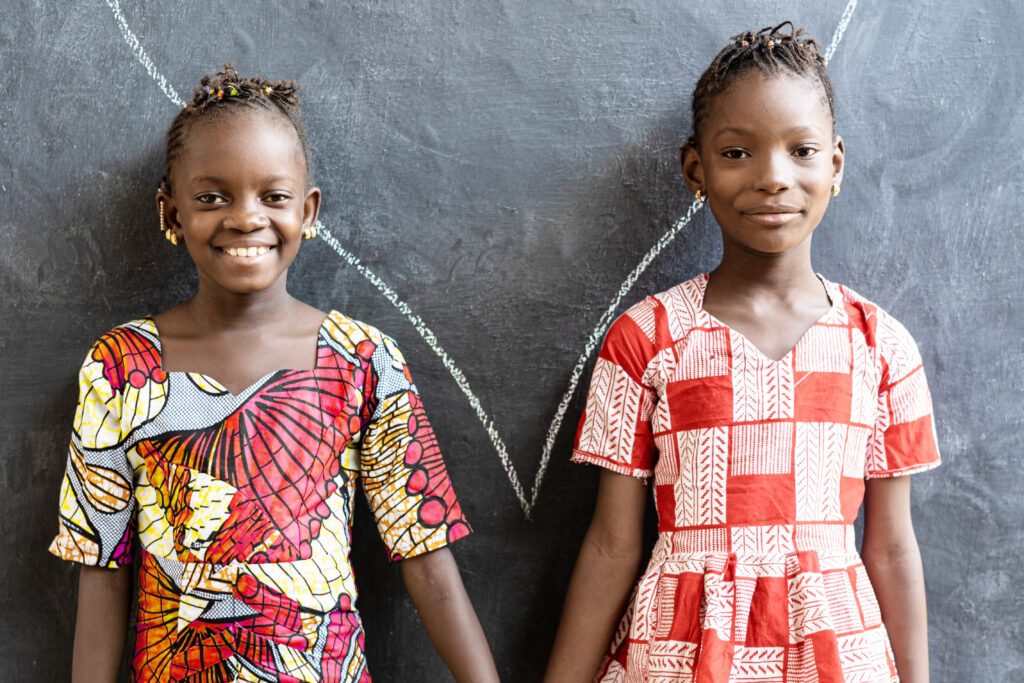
[823,0,859,65]
[104,0,185,107]
[527,0,861,512]
[103,0,860,519]
[317,225,530,511]
[527,199,701,511]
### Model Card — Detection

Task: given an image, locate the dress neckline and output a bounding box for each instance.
[692,273,841,365]
[142,311,336,397]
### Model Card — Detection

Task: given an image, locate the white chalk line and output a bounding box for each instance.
[316,225,528,510]
[101,0,531,512]
[526,0,862,511]
[823,0,859,65]
[104,0,185,107]
[103,0,860,518]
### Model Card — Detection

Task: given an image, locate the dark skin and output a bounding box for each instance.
[546,72,929,682]
[72,109,499,683]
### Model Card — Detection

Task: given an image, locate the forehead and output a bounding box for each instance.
[705,71,832,139]
[174,108,306,182]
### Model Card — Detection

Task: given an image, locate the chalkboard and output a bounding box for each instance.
[2,0,1022,680]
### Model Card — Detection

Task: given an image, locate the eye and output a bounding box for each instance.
[264,192,291,204]
[721,148,749,160]
[793,145,819,158]
[195,193,225,205]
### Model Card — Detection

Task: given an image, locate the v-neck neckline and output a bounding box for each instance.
[693,273,840,365]
[143,312,335,398]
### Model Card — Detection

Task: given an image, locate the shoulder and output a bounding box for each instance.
[824,278,924,378]
[321,309,395,346]
[82,318,162,394]
[601,274,706,377]
[321,310,408,365]
[611,274,707,347]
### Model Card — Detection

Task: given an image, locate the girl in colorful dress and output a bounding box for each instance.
[545,22,940,683]
[50,65,499,683]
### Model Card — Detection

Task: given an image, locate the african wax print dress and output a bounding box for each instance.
[572,274,940,682]
[50,312,471,682]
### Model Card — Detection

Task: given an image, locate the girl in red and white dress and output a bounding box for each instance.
[545,22,940,683]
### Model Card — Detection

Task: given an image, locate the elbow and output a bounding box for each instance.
[861,538,923,583]
[583,524,643,568]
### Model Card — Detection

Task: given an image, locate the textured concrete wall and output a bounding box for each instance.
[1,0,1021,680]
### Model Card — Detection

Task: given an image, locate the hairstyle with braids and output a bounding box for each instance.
[162,64,311,190]
[688,21,835,147]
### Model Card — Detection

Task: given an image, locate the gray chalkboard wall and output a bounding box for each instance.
[2,0,1022,680]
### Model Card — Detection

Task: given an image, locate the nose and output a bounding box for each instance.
[755,150,793,194]
[223,197,270,232]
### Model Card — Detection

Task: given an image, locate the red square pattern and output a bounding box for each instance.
[573,275,941,682]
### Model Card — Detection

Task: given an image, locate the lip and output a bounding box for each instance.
[742,206,802,226]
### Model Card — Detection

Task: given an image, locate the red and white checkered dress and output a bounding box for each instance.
[572,274,940,682]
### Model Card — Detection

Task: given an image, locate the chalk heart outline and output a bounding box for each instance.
[104,0,858,518]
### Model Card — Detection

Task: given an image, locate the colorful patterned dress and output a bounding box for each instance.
[50,312,471,682]
[572,274,940,682]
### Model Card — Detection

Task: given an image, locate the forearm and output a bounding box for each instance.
[72,564,132,683]
[863,538,929,683]
[543,526,642,683]
[862,475,929,683]
[401,548,499,683]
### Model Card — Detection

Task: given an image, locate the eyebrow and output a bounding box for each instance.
[714,125,825,139]
[189,175,297,185]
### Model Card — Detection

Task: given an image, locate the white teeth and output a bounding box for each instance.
[223,246,271,257]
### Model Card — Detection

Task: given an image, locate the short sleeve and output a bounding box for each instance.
[865,314,941,478]
[360,335,471,561]
[571,309,659,479]
[49,343,136,567]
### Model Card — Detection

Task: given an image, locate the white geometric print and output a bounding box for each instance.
[731,422,794,475]
[795,423,846,521]
[676,427,727,526]
[732,335,795,422]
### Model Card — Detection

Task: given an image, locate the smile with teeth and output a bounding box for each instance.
[220,246,273,257]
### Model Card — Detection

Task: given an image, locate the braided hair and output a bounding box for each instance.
[162,64,311,190]
[689,22,835,147]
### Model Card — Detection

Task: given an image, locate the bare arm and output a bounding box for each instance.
[543,470,648,683]
[861,476,929,683]
[400,547,499,682]
[72,565,132,683]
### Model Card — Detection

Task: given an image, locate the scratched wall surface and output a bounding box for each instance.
[1,0,1021,680]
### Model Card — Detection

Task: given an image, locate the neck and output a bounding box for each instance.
[186,274,299,332]
[710,235,820,297]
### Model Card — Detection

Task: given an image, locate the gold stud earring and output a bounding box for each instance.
[831,183,841,198]
[302,225,317,241]
[695,189,706,204]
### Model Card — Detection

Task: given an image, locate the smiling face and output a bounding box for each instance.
[160,109,320,296]
[683,70,843,257]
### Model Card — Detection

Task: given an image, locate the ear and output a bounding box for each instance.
[155,189,183,240]
[680,142,706,197]
[302,186,322,231]
[832,135,845,188]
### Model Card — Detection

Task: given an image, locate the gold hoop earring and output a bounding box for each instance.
[159,200,180,246]
[695,189,705,204]
[302,225,317,241]
[831,183,841,198]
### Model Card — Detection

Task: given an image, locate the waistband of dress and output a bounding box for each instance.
[653,523,857,561]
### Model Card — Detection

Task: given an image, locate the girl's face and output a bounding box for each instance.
[683,71,843,257]
[160,110,320,296]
